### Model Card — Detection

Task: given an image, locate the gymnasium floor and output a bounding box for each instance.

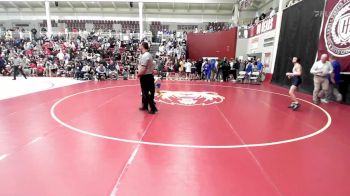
[0,77,349,196]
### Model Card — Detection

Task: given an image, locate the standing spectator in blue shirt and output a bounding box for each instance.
[245,61,253,75]
[203,59,211,82]
[210,59,217,81]
[328,55,342,102]
[257,58,264,72]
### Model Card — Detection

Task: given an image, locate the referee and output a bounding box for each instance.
[137,42,158,114]
[13,54,27,80]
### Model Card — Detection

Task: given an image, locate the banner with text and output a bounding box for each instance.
[248,15,277,38]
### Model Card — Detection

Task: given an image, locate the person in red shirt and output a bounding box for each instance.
[29,61,37,76]
[44,47,51,56]
[37,65,44,76]
[2,65,11,76]
[26,49,33,57]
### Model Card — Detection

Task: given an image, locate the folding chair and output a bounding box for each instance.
[237,71,247,83]
[250,72,260,84]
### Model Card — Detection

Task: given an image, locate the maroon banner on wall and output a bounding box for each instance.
[187,28,237,60]
[248,15,277,38]
[318,0,350,71]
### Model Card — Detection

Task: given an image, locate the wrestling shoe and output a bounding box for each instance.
[288,102,296,108]
[292,103,301,111]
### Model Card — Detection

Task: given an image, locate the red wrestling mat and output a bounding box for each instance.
[0,80,349,196]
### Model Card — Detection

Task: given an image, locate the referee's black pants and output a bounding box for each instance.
[140,74,157,112]
[13,66,27,80]
[223,71,229,82]
[232,69,237,80]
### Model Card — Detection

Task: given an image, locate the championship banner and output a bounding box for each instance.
[318,0,350,71]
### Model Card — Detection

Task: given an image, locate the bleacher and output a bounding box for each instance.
[40,20,58,28]
[39,20,165,33]
[56,20,140,32]
[117,21,140,33]
[206,22,227,31]
[57,19,87,31]
[150,21,169,32]
[177,25,198,31]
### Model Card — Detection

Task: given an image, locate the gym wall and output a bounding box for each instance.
[187,28,237,60]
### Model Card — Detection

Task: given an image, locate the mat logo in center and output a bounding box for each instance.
[156,91,225,106]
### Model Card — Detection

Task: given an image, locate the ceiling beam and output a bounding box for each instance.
[187,3,190,12]
[172,2,175,12]
[82,2,88,9]
[38,2,45,8]
[216,3,221,12]
[9,2,19,10]
[97,2,102,9]
[67,1,74,9]
[111,2,117,9]
[157,2,160,11]
[24,2,33,9]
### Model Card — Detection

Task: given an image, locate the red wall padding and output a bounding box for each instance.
[187,28,237,60]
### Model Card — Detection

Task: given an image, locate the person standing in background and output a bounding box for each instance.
[203,59,211,82]
[196,58,202,80]
[310,54,333,104]
[210,59,217,81]
[222,57,230,82]
[257,58,264,72]
[217,58,223,81]
[0,56,6,75]
[185,59,192,80]
[154,55,161,75]
[190,60,197,80]
[233,58,240,80]
[328,55,342,102]
[179,58,185,79]
[245,60,254,81]
[269,8,276,17]
[12,54,27,80]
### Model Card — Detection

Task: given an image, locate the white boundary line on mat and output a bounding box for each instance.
[50,83,332,149]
